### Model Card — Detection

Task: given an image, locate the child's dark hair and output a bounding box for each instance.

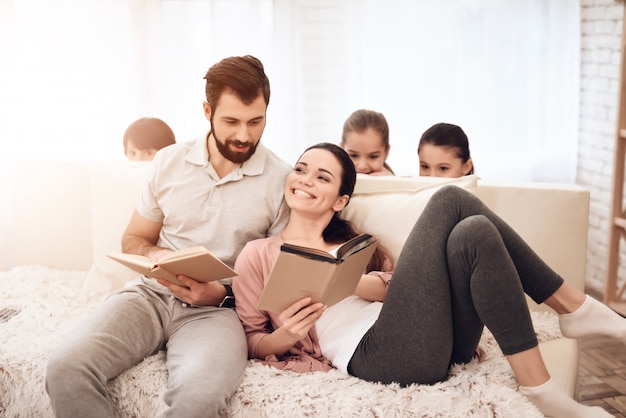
[298,142,392,271]
[418,122,474,175]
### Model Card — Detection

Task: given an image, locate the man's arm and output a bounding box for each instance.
[121,209,169,261]
[120,209,227,305]
[122,209,228,306]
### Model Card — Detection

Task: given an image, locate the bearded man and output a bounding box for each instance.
[46,55,291,418]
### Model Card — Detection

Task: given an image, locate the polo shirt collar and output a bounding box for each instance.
[241,142,267,176]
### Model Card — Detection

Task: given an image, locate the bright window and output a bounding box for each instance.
[0,0,579,182]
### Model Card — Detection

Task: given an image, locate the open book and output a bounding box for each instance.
[107,246,236,286]
[256,234,379,312]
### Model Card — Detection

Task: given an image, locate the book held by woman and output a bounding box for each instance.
[257,234,379,312]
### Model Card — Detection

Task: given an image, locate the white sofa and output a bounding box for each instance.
[0,159,590,417]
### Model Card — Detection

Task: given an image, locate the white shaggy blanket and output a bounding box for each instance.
[0,265,561,417]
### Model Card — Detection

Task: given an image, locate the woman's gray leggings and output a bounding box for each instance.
[347,185,564,386]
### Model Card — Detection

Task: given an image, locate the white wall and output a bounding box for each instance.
[271,0,581,181]
[0,0,581,184]
[578,0,623,295]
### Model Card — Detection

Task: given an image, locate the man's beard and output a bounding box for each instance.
[212,128,259,164]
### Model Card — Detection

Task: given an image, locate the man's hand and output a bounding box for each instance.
[157,275,226,306]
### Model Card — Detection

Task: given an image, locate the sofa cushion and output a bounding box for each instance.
[341,174,478,260]
[83,161,151,292]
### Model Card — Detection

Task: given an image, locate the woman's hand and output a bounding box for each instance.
[277,297,326,343]
[256,297,325,358]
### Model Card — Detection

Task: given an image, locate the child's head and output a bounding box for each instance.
[418,122,473,177]
[123,117,176,161]
[340,109,393,175]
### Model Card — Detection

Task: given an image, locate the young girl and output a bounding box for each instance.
[341,109,394,176]
[418,122,474,177]
[233,142,620,417]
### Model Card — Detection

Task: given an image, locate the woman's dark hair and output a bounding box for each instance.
[298,142,390,271]
[418,122,474,175]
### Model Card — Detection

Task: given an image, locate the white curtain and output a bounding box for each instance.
[0,0,579,182]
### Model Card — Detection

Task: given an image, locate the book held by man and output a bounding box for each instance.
[256,234,379,312]
[107,246,236,286]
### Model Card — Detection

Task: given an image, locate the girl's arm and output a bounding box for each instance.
[368,166,394,176]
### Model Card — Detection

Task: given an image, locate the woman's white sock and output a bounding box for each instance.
[519,378,611,418]
[559,295,626,343]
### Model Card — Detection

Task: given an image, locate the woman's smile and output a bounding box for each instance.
[292,188,315,199]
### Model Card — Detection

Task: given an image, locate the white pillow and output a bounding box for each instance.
[83,161,151,292]
[341,175,478,261]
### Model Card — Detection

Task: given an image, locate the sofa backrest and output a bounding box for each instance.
[475,180,589,296]
[0,160,589,309]
[340,175,589,313]
[0,160,94,271]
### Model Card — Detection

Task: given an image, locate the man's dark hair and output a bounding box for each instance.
[203,55,270,110]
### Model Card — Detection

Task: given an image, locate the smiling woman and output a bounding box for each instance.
[0,0,579,183]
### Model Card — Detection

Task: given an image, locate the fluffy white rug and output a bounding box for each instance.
[0,265,561,417]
